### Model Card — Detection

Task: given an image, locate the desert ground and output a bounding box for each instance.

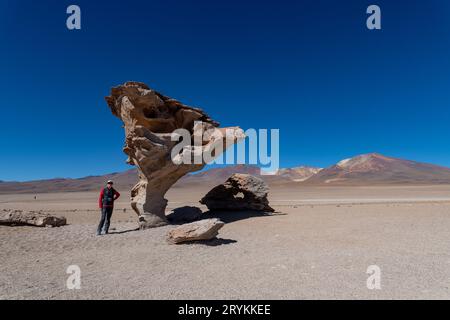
[1,184,450,299]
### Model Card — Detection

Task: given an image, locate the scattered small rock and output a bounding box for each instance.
[0,209,66,227]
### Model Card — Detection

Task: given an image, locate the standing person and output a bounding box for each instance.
[97,180,120,235]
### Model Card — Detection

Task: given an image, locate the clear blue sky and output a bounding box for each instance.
[1,0,450,181]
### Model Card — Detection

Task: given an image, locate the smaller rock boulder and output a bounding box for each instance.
[166,206,203,223]
[200,173,274,212]
[0,210,67,227]
[166,218,225,244]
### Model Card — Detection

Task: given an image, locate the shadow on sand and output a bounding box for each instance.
[108,227,140,235]
[167,209,284,226]
[180,238,238,246]
[201,210,286,224]
[107,209,285,243]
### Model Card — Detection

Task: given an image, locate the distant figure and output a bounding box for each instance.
[34,195,37,200]
[97,180,120,235]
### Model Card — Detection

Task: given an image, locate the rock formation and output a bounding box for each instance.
[200,173,274,212]
[166,218,225,244]
[0,210,66,227]
[105,82,244,229]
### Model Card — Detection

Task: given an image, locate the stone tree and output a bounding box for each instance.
[105,82,244,229]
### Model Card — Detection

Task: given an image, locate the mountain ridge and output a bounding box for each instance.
[305,153,450,185]
[1,153,450,194]
[0,164,320,194]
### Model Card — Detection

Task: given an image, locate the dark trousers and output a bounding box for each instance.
[97,206,113,234]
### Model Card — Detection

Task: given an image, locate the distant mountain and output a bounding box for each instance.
[175,164,321,187]
[2,153,450,194]
[182,164,262,183]
[277,167,322,182]
[0,169,139,194]
[305,153,450,185]
[0,164,320,194]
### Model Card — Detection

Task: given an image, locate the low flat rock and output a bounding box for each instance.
[0,209,67,227]
[166,218,225,244]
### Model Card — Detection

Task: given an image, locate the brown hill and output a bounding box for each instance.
[0,170,139,194]
[277,167,322,182]
[2,153,449,194]
[0,164,320,194]
[305,153,450,185]
[180,164,262,183]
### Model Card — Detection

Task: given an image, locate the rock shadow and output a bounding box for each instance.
[201,210,284,224]
[166,206,202,225]
[179,238,237,246]
[107,227,140,235]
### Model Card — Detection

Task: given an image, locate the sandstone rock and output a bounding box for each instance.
[0,210,67,227]
[166,206,203,223]
[166,218,225,244]
[105,82,244,229]
[200,173,274,212]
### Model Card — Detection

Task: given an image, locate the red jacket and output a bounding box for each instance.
[99,187,120,208]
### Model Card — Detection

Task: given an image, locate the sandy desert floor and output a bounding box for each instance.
[1,185,450,299]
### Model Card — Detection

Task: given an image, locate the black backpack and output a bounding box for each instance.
[102,187,115,206]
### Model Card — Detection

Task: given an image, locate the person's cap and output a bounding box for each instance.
[107,180,113,184]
